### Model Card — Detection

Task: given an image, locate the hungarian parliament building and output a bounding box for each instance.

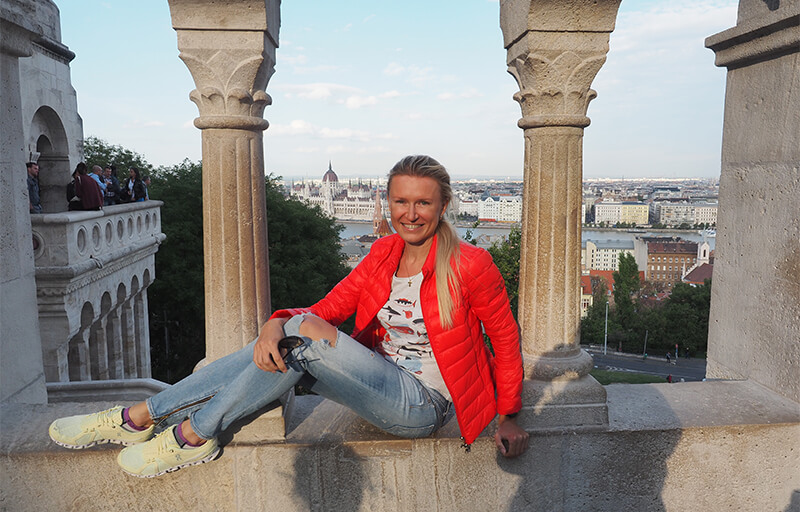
[287,163,389,222]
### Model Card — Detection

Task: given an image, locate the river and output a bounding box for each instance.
[338,221,716,250]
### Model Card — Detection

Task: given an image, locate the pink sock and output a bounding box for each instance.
[174,422,204,447]
[122,407,147,431]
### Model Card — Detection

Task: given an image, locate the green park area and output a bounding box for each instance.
[590,369,666,385]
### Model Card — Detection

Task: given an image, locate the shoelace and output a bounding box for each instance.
[91,408,120,431]
[136,429,177,463]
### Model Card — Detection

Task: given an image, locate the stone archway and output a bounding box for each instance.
[30,106,71,213]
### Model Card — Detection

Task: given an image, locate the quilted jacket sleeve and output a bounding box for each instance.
[462,247,523,415]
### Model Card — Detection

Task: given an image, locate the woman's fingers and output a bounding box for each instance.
[495,418,530,458]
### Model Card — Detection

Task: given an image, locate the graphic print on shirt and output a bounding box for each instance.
[377,274,430,375]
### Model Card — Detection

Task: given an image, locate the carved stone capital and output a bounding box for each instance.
[500,0,621,127]
[169,0,280,131]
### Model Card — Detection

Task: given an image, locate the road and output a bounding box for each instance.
[587,350,707,382]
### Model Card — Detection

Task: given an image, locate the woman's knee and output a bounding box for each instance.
[294,315,338,346]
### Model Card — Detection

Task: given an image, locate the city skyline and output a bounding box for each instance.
[59,0,737,179]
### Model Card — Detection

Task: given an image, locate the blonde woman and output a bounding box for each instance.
[49,155,528,477]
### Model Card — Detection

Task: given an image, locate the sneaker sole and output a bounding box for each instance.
[121,446,221,478]
[49,435,147,450]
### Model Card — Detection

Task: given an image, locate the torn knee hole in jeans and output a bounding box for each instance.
[296,316,338,347]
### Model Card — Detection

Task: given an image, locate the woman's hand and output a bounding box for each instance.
[495,415,529,458]
[253,317,289,372]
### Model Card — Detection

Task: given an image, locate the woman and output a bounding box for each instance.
[70,162,104,211]
[120,166,146,202]
[49,155,528,478]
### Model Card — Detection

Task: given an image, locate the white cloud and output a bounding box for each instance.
[269,120,385,144]
[143,121,165,127]
[437,88,482,101]
[383,62,436,86]
[325,144,348,154]
[343,95,378,109]
[384,62,405,76]
[363,14,376,23]
[278,83,361,101]
[269,119,316,136]
[319,128,371,141]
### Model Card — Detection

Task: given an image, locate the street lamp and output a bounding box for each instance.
[603,300,608,355]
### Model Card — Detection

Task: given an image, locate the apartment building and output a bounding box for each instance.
[478,196,523,223]
[582,239,635,271]
[594,201,649,225]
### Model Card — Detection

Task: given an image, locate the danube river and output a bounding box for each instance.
[338,221,716,250]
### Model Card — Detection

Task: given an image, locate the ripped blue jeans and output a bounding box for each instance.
[146,314,450,441]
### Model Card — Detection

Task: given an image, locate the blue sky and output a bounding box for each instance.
[58,0,737,179]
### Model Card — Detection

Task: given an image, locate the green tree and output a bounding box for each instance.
[82,136,155,181]
[264,175,349,311]
[581,277,609,344]
[660,280,712,355]
[487,225,521,319]
[612,252,640,328]
[146,160,206,382]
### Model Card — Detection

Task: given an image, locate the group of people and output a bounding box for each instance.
[26,161,151,213]
[49,155,529,479]
[67,163,149,211]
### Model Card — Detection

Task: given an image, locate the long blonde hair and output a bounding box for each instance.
[388,155,461,329]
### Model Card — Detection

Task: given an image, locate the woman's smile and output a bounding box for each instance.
[389,175,447,247]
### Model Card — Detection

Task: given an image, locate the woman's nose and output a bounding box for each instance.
[407,205,417,219]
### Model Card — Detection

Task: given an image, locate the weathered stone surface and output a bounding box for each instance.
[2,382,798,511]
[705,0,800,404]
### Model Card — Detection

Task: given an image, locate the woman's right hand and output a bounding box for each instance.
[253,317,289,372]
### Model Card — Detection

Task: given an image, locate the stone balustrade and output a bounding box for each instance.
[30,202,166,394]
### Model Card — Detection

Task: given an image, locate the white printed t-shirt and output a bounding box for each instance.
[375,272,451,401]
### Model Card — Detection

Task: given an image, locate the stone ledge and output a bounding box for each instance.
[2,380,798,511]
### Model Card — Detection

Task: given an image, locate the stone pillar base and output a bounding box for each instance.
[517,375,608,432]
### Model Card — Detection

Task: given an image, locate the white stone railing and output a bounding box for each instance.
[31,201,164,269]
[30,202,166,389]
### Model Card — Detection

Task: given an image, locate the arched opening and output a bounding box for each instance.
[68,301,94,381]
[30,106,71,213]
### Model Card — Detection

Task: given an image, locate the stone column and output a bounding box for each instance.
[168,0,279,363]
[705,0,800,404]
[500,0,621,429]
[120,300,137,379]
[89,319,110,380]
[0,15,47,403]
[106,309,125,379]
[134,291,151,378]
[68,330,90,382]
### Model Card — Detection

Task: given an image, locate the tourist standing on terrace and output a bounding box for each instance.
[120,167,146,202]
[26,162,41,214]
[49,155,529,477]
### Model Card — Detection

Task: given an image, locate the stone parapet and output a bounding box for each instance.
[30,202,165,386]
[2,380,797,510]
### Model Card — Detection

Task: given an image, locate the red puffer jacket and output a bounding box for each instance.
[269,233,523,446]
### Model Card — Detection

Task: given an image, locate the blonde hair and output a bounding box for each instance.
[388,155,461,329]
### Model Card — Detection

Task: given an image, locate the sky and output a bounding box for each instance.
[57,0,738,180]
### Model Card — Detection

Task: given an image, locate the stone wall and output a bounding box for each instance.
[705,0,800,403]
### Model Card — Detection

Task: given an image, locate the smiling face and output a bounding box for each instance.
[388,175,447,248]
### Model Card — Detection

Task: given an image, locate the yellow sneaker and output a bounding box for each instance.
[48,406,154,449]
[117,425,220,478]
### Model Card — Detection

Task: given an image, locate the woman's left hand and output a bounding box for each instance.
[495,415,529,458]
